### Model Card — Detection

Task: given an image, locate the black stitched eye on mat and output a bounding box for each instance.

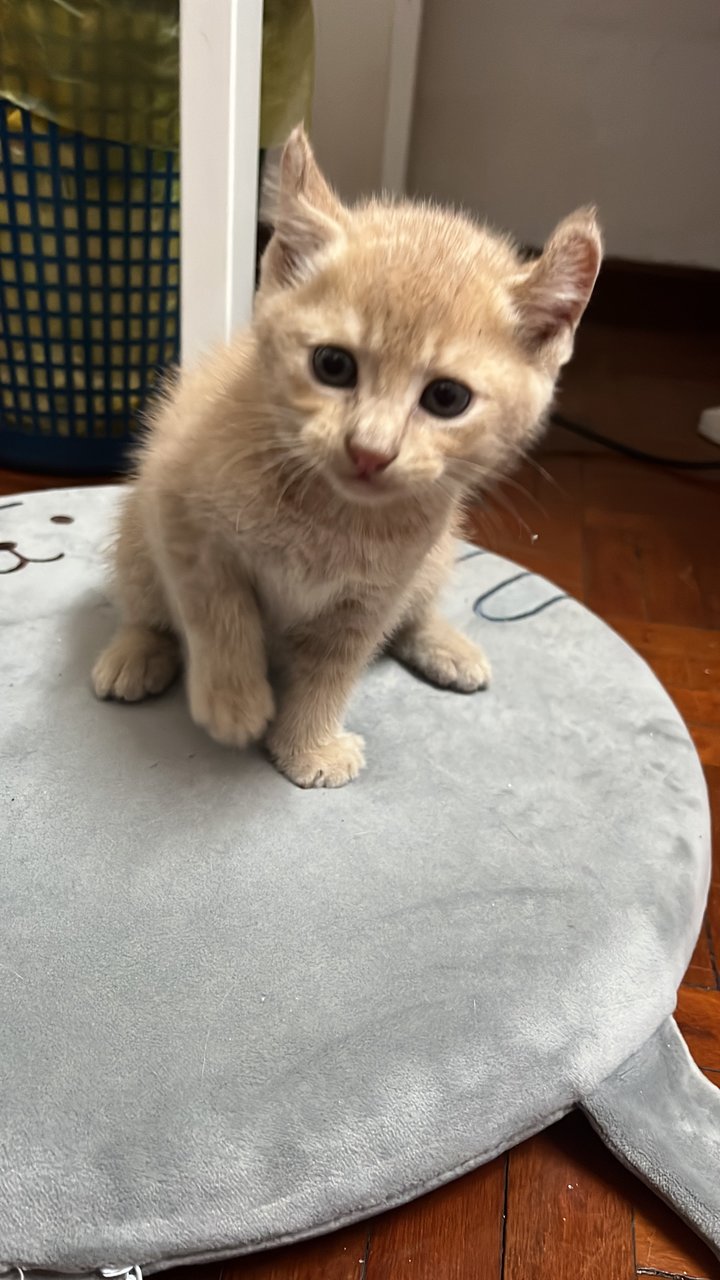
[312,346,358,388]
[421,379,472,418]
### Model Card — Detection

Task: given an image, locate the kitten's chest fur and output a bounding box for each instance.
[247,502,437,633]
[256,555,344,631]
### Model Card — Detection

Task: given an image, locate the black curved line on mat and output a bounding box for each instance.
[473,571,567,623]
[0,542,65,575]
[0,501,23,512]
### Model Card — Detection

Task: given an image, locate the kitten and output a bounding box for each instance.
[92,126,601,788]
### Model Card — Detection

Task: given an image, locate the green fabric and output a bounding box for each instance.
[0,0,313,150]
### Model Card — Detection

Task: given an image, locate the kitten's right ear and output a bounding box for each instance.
[262,126,345,288]
[513,209,602,361]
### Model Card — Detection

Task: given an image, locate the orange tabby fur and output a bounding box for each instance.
[92,127,601,788]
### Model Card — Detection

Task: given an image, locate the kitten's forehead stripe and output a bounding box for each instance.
[299,307,364,348]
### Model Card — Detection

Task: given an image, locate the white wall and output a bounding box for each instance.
[409,0,720,268]
[310,0,394,199]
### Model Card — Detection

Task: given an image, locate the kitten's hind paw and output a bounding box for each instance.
[392,620,490,692]
[415,641,490,692]
[92,626,180,702]
[269,731,366,789]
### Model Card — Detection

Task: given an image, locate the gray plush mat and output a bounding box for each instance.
[0,486,716,1276]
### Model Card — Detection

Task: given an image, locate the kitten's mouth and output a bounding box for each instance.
[329,466,397,503]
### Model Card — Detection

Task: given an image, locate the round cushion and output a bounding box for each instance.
[0,487,710,1273]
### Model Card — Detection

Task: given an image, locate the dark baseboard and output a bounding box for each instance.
[585,258,720,332]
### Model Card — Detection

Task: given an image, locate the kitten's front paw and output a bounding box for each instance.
[269,731,366,789]
[188,672,275,748]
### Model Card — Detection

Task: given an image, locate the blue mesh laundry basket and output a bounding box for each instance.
[0,100,180,473]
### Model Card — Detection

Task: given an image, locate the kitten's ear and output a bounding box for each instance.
[262,126,345,288]
[513,209,602,359]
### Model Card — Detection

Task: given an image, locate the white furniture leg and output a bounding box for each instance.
[180,0,264,366]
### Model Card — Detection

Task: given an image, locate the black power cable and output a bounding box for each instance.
[550,412,720,471]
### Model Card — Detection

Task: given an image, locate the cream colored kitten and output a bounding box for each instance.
[92,127,601,788]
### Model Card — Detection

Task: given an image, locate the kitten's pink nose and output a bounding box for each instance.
[346,440,397,478]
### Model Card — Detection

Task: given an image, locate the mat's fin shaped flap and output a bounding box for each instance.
[581,1017,720,1258]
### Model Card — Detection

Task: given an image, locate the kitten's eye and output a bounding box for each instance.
[420,379,472,419]
[312,345,358,389]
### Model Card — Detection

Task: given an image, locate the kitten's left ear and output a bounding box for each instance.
[513,209,602,362]
[262,126,345,289]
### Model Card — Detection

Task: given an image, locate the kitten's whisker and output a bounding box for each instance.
[270,457,317,519]
[469,504,505,548]
[521,451,568,500]
[496,476,549,522]
[522,453,555,487]
[454,457,549,526]
[483,488,537,542]
[268,463,305,518]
